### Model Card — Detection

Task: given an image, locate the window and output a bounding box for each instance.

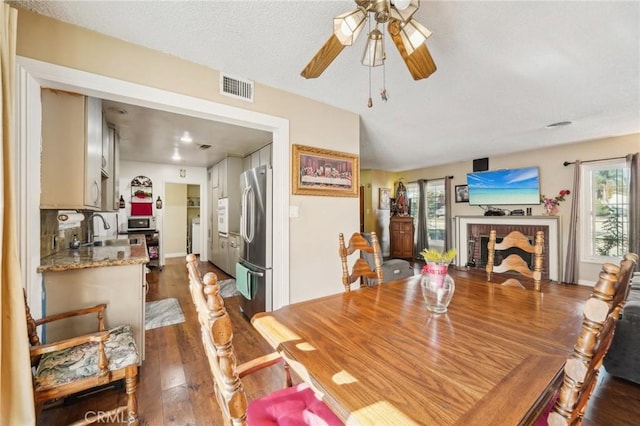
[407,180,445,251]
[580,159,629,262]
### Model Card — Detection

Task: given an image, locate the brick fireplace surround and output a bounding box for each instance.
[455,216,561,282]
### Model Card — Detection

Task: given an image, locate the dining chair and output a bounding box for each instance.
[25,292,139,425]
[186,256,342,425]
[542,254,637,426]
[486,229,544,291]
[339,231,383,291]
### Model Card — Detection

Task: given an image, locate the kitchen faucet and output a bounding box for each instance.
[88,213,111,242]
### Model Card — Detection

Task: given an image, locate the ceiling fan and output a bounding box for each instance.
[301,0,436,81]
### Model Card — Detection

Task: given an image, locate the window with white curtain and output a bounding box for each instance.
[580,159,630,262]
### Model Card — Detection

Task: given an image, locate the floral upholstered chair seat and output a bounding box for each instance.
[34,324,139,391]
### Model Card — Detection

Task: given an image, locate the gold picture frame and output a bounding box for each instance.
[292,144,359,197]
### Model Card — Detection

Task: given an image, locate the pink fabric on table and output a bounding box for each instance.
[247,383,343,426]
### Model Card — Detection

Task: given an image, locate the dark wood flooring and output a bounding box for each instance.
[39,258,640,425]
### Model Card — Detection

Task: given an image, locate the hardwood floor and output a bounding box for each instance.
[39,258,640,425]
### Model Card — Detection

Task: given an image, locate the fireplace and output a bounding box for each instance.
[478,234,534,269]
[455,216,561,281]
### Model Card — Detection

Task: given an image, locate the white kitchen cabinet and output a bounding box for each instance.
[210,162,219,189]
[41,89,103,210]
[259,144,272,166]
[227,233,240,277]
[251,151,260,169]
[218,156,242,199]
[101,120,118,211]
[211,186,219,259]
[213,234,229,273]
[218,156,242,233]
[42,263,146,361]
[112,128,120,210]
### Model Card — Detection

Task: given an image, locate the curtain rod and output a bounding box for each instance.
[407,175,454,184]
[563,155,627,166]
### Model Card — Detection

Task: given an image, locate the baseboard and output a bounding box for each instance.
[165,252,188,258]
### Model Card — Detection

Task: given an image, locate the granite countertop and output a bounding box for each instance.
[38,236,149,273]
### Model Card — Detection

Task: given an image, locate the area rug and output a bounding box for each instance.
[219,279,241,298]
[145,298,185,330]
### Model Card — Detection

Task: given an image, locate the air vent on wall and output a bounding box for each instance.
[220,73,254,102]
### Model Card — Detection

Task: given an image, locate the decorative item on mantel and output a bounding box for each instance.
[420,248,457,314]
[540,189,571,215]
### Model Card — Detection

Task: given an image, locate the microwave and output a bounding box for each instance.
[127,216,157,231]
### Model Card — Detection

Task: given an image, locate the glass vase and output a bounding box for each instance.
[420,263,455,314]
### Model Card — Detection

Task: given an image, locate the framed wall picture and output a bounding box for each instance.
[455,184,469,203]
[379,188,391,209]
[292,144,359,197]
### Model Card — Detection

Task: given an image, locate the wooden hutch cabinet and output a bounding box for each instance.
[390,216,415,259]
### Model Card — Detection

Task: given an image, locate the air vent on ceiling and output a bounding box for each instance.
[220,73,254,102]
[199,144,212,150]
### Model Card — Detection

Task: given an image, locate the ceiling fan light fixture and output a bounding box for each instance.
[389,0,420,22]
[333,8,367,45]
[399,18,432,54]
[362,28,385,67]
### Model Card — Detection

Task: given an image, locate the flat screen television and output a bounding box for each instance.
[466,167,540,205]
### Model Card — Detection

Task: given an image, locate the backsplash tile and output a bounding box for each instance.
[40,210,85,258]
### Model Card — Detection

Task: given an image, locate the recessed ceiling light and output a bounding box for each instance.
[545,121,572,129]
[171,148,181,161]
[180,132,193,143]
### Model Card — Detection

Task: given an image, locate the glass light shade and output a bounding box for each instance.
[400,18,432,54]
[333,8,366,45]
[361,29,385,67]
[390,0,420,22]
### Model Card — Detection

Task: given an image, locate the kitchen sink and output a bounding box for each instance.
[92,238,140,247]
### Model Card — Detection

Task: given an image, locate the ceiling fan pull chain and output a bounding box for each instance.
[368,65,373,108]
[381,23,388,102]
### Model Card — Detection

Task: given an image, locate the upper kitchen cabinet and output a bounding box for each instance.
[218,156,243,199]
[101,123,120,211]
[209,162,219,189]
[41,89,103,210]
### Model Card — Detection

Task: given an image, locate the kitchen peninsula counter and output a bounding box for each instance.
[38,237,149,273]
[39,235,148,361]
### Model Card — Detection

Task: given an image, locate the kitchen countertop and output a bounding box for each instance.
[38,235,149,273]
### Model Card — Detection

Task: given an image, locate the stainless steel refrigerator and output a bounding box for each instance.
[238,165,273,319]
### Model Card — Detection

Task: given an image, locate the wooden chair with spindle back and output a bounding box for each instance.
[486,229,545,291]
[541,253,637,425]
[186,255,342,425]
[338,231,383,292]
[25,291,139,425]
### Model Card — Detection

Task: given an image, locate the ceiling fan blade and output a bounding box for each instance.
[388,21,437,80]
[301,34,346,79]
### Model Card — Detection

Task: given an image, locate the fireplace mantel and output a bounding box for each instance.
[455,216,562,281]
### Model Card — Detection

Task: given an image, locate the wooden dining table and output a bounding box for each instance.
[251,269,592,426]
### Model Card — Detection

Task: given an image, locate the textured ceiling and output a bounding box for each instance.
[12,1,640,171]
